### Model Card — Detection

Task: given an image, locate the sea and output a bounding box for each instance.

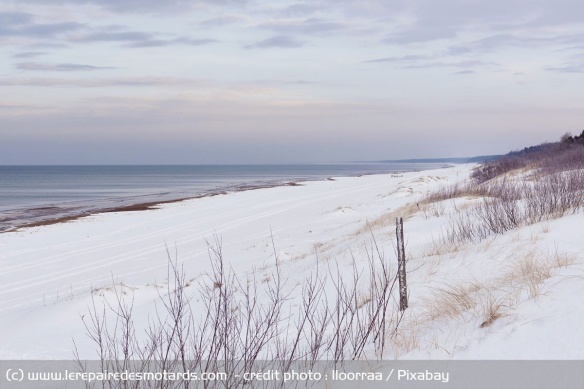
[0,163,448,232]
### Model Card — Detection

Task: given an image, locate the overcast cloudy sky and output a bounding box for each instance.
[1,0,583,164]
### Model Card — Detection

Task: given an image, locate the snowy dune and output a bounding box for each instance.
[1,164,583,360]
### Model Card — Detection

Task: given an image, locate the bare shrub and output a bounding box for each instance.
[470,156,527,183]
[425,182,489,203]
[523,170,584,223]
[437,166,584,245]
[467,138,584,240]
[539,144,584,173]
[444,208,488,244]
[78,235,406,388]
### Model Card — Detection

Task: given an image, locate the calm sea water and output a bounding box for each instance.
[0,163,447,232]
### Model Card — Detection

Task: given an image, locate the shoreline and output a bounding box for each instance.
[1,181,307,233]
[1,165,449,234]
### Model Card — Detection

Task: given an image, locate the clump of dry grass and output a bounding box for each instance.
[516,254,551,299]
[422,280,516,332]
[421,201,446,219]
[91,282,137,297]
[422,239,464,258]
[421,246,578,333]
[551,245,577,268]
[423,281,482,321]
[477,293,509,328]
[356,202,419,235]
[388,316,421,358]
[498,247,578,300]
[423,281,514,330]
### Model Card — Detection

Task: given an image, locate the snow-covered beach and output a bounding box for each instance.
[1,163,583,361]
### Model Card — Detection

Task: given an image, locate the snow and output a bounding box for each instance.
[1,163,583,360]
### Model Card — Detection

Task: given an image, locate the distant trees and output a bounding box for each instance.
[560,130,584,145]
[471,130,584,183]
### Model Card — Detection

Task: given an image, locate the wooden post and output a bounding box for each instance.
[396,217,408,311]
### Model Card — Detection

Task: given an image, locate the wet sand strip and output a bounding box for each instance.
[3,181,305,233]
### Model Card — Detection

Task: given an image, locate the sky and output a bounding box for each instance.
[1,0,584,164]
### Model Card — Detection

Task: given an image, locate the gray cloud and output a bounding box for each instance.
[174,37,217,45]
[444,33,584,60]
[365,54,490,70]
[123,39,180,48]
[0,12,33,26]
[384,25,457,44]
[280,80,320,85]
[258,17,345,36]
[546,65,584,73]
[6,0,249,14]
[27,42,69,49]
[19,22,82,36]
[0,12,83,42]
[0,9,216,50]
[125,37,217,48]
[246,35,304,49]
[74,31,152,42]
[406,60,487,70]
[16,62,117,72]
[0,103,33,110]
[13,51,47,58]
[514,1,584,29]
[198,15,246,27]
[278,3,322,18]
[0,76,210,87]
[371,0,584,47]
[455,70,475,75]
[364,54,435,64]
[0,12,83,38]
[71,30,217,48]
[447,34,551,55]
[0,9,221,57]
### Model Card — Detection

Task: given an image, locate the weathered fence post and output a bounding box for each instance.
[396,217,408,311]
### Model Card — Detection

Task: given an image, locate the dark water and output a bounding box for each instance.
[0,163,448,232]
